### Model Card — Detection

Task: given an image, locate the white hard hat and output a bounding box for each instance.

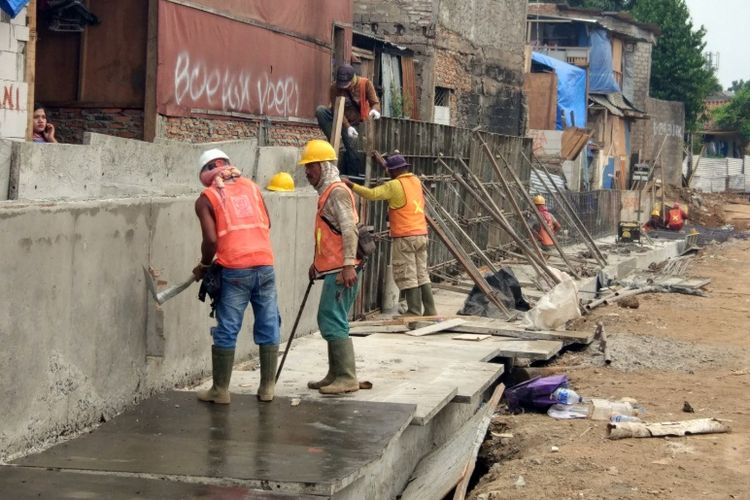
[198,148,230,171]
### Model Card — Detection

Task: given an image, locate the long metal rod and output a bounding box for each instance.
[435,157,554,286]
[423,189,499,274]
[447,167,562,286]
[474,134,580,279]
[276,280,314,382]
[522,151,608,266]
[467,145,547,264]
[425,212,513,319]
[449,157,558,287]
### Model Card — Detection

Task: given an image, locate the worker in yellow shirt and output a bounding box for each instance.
[342,151,437,316]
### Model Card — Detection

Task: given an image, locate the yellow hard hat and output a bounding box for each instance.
[266,172,295,192]
[651,209,660,216]
[533,194,545,205]
[298,139,337,165]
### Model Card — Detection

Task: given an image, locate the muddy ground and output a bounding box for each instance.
[468,238,750,500]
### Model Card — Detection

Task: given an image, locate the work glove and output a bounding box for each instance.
[347,126,359,139]
[368,109,381,120]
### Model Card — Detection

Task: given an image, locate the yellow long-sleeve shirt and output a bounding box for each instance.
[350,173,413,209]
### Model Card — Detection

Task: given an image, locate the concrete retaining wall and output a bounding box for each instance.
[0,190,320,459]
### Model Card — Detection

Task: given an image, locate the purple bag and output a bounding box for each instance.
[505,375,568,413]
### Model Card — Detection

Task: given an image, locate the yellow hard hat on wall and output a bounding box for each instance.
[267,172,295,192]
[533,194,545,205]
[298,139,337,165]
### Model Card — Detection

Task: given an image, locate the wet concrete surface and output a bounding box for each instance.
[12,391,415,497]
[0,466,311,499]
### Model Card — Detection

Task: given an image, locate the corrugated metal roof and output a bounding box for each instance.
[529,168,566,194]
[589,93,646,118]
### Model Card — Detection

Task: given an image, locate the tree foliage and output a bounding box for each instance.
[728,80,750,93]
[630,0,719,130]
[714,86,750,143]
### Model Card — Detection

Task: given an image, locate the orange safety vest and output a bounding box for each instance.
[203,178,274,269]
[358,77,371,122]
[314,182,361,274]
[667,208,685,228]
[389,174,428,238]
[537,207,555,247]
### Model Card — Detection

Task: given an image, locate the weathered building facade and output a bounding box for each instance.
[0,4,32,140]
[33,0,352,145]
[354,0,528,136]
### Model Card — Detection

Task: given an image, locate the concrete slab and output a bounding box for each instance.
[0,466,308,499]
[14,391,415,497]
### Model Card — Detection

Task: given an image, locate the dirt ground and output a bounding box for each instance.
[469,238,750,500]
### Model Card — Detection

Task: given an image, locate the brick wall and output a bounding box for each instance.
[628,41,653,163]
[643,97,685,186]
[162,116,324,147]
[45,107,144,144]
[434,49,472,128]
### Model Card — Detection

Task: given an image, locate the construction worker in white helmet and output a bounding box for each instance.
[192,148,281,405]
[531,194,561,253]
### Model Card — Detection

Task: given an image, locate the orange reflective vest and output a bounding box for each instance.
[314,182,361,274]
[390,174,428,238]
[537,207,555,247]
[358,77,371,122]
[667,208,685,228]
[203,178,274,269]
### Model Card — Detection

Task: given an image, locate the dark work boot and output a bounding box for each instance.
[257,344,278,402]
[307,342,335,389]
[403,287,423,316]
[197,346,235,404]
[420,283,438,316]
[319,338,359,395]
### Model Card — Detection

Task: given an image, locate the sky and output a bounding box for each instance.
[685,0,749,90]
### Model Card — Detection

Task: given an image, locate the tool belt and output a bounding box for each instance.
[198,262,223,317]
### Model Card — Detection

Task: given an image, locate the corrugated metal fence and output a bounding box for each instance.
[354,118,619,316]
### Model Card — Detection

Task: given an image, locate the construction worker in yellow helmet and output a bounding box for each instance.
[642,208,664,233]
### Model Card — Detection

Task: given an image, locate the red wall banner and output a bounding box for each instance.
[157,1,342,120]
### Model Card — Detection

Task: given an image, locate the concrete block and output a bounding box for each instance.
[0,51,19,80]
[12,24,29,42]
[9,8,27,25]
[12,142,102,200]
[0,21,14,50]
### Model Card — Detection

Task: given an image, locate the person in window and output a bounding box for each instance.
[32,104,58,143]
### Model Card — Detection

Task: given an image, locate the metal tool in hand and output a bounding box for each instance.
[143,266,196,305]
[276,280,315,382]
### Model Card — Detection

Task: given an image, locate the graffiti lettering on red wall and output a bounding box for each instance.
[1,84,22,111]
[173,52,300,116]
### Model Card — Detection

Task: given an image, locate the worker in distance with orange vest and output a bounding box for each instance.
[192,149,281,404]
[299,139,363,394]
[342,151,438,317]
[666,202,689,231]
[315,64,381,176]
[531,194,562,253]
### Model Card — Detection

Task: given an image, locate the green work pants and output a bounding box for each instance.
[317,271,361,341]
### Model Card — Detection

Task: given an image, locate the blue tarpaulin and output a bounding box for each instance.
[0,0,29,18]
[589,29,620,93]
[531,52,587,130]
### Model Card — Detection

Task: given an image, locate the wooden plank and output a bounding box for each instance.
[406,318,466,337]
[330,96,346,153]
[402,384,505,500]
[348,324,409,336]
[24,0,37,140]
[143,0,159,141]
[411,319,593,345]
[452,334,490,342]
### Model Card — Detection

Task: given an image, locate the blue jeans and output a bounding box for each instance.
[211,266,281,349]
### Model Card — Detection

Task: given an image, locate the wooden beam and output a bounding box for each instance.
[406,318,466,337]
[330,96,346,154]
[24,0,37,141]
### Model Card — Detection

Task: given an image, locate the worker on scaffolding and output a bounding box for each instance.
[666,202,689,231]
[342,151,438,317]
[531,194,561,253]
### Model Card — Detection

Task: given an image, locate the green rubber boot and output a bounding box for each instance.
[319,338,359,395]
[404,287,423,316]
[197,346,235,404]
[420,283,438,316]
[257,344,278,402]
[307,342,335,389]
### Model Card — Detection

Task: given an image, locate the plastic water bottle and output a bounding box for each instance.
[610,415,642,423]
[550,387,583,405]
